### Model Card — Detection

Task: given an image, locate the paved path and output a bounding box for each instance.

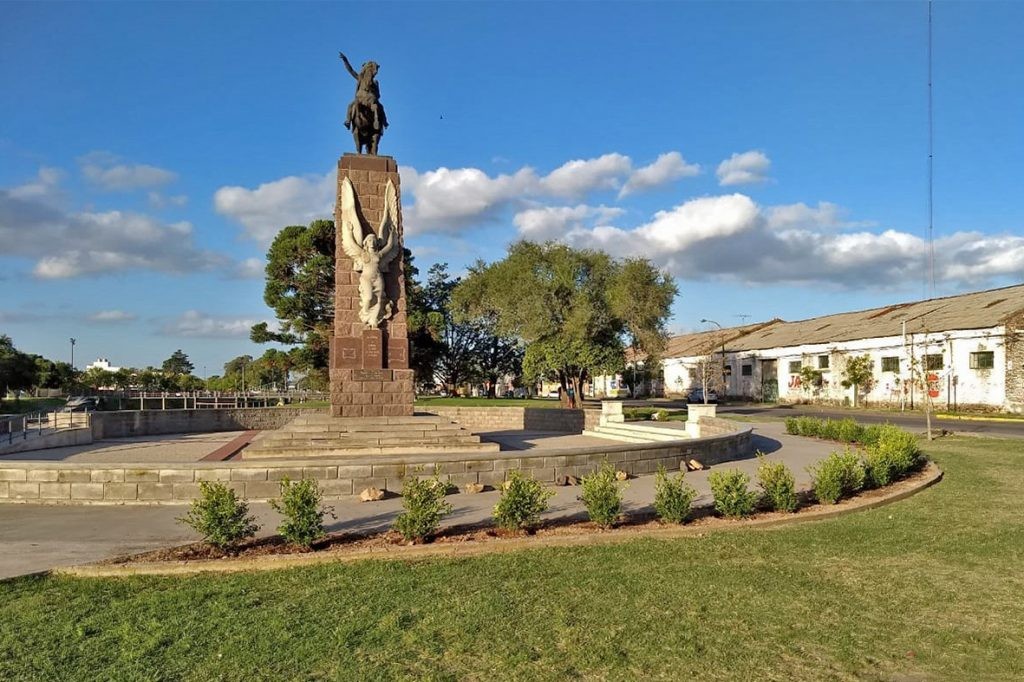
[0,422,831,580]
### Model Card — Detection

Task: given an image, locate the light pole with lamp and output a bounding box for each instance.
[700,319,728,400]
[69,337,76,370]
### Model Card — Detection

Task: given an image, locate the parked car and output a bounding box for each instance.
[62,397,100,412]
[686,388,718,404]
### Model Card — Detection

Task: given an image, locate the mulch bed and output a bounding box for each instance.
[102,465,937,568]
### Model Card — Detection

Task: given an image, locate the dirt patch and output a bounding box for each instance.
[72,463,942,577]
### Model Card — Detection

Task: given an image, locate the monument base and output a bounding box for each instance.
[243,413,500,460]
[329,368,415,418]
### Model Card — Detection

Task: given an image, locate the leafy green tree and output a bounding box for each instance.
[421,263,523,395]
[841,354,874,407]
[33,357,79,392]
[162,349,194,376]
[81,367,115,391]
[250,219,335,387]
[0,335,37,401]
[452,242,676,408]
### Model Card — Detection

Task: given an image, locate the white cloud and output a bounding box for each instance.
[564,193,1024,288]
[513,204,624,241]
[230,257,265,280]
[764,201,876,232]
[619,152,700,197]
[162,310,271,338]
[403,166,538,234]
[79,151,178,191]
[8,167,64,202]
[147,191,188,209]
[716,150,771,186]
[88,310,136,323]
[213,171,335,245]
[0,170,226,279]
[539,153,631,198]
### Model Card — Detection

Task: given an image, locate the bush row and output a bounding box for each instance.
[180,422,925,551]
[785,416,886,445]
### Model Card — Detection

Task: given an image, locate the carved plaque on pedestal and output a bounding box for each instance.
[362,328,383,369]
[331,337,361,369]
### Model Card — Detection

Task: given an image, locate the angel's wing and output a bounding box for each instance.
[377,179,401,271]
[338,178,366,269]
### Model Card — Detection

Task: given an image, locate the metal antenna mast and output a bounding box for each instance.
[927,0,936,299]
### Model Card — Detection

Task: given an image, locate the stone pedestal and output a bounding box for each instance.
[329,154,414,418]
[686,403,717,438]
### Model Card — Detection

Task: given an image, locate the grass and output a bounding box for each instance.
[2,437,1023,680]
[0,397,64,415]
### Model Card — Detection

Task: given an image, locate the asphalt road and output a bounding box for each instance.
[608,398,1024,439]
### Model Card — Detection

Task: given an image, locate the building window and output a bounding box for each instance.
[924,354,944,371]
[818,355,830,369]
[970,351,994,370]
[881,356,900,372]
[788,361,801,374]
[688,369,697,380]
[741,364,752,376]
[724,364,733,376]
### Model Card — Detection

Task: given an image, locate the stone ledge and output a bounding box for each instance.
[0,426,752,505]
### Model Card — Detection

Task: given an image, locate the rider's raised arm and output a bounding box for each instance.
[338,52,359,80]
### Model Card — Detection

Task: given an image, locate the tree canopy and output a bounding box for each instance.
[161,349,194,376]
[452,241,676,407]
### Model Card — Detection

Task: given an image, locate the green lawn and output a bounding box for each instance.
[2,437,1023,680]
[0,397,64,415]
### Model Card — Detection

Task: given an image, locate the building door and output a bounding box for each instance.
[761,359,779,402]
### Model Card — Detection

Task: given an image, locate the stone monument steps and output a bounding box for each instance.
[582,421,690,444]
[243,413,499,459]
[253,433,485,448]
[244,441,501,460]
[283,422,466,434]
[288,414,452,427]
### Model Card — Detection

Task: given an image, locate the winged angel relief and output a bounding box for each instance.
[339,177,402,328]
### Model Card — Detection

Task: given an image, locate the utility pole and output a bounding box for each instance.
[69,337,76,369]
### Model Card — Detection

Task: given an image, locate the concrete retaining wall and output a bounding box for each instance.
[91,408,325,440]
[425,406,587,432]
[0,426,753,505]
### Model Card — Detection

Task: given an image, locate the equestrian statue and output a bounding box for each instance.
[339,51,388,155]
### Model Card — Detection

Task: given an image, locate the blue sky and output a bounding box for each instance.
[2,1,1022,375]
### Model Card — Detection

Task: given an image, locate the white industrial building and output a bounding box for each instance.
[656,284,1024,412]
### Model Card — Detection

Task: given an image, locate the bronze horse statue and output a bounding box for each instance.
[340,51,388,155]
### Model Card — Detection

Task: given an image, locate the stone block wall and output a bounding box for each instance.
[91,408,323,440]
[425,406,586,433]
[0,426,753,505]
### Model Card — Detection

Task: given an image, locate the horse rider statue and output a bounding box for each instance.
[340,51,388,155]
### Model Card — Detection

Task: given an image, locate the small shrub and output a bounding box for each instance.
[859,423,884,447]
[270,478,334,548]
[819,419,841,442]
[653,466,697,524]
[581,462,625,528]
[757,455,798,512]
[493,471,554,532]
[809,448,866,504]
[177,482,260,551]
[654,409,670,422]
[784,417,799,435]
[624,407,657,421]
[393,476,453,542]
[708,469,757,518]
[835,418,863,443]
[865,424,922,487]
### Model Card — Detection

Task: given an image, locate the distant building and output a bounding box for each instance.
[85,358,121,373]
[617,284,1024,412]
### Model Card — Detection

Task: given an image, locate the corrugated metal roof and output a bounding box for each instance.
[664,283,1024,357]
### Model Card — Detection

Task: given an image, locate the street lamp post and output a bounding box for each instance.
[700,319,727,398]
[69,337,76,370]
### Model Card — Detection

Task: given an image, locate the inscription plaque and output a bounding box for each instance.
[353,369,393,381]
[362,328,383,369]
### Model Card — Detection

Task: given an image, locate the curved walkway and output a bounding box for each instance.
[0,422,833,579]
